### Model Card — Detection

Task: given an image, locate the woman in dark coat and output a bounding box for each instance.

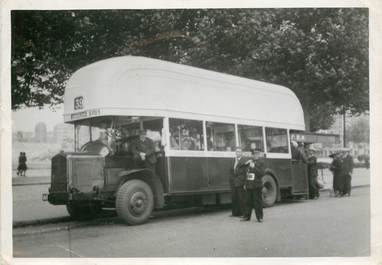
[17,152,27,176]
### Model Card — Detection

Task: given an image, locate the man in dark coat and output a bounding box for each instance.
[341,149,354,196]
[330,152,344,197]
[229,147,248,217]
[307,147,319,199]
[130,130,157,172]
[241,151,266,222]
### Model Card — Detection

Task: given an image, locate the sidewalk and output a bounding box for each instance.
[318,167,370,190]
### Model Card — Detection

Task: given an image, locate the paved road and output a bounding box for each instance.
[12,168,370,224]
[13,187,370,257]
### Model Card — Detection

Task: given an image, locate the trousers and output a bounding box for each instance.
[231,186,245,216]
[244,187,263,221]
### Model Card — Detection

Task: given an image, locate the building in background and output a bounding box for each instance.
[34,122,47,142]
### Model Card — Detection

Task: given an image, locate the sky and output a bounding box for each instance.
[12,104,65,132]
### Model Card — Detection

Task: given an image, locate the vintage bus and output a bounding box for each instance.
[44,56,308,225]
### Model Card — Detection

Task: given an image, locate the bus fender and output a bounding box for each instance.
[117,169,165,209]
[264,169,281,202]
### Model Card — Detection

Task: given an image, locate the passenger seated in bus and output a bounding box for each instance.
[130,129,157,172]
[170,134,180,150]
[180,128,196,150]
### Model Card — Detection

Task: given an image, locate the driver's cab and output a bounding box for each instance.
[75,115,165,164]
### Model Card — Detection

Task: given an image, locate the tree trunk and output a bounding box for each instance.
[303,106,311,132]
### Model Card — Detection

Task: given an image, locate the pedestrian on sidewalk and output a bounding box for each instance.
[341,149,354,196]
[17,152,27,177]
[241,150,266,222]
[330,151,343,197]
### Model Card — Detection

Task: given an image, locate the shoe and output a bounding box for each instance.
[240,217,250,221]
[257,219,263,223]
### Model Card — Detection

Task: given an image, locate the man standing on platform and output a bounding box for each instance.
[307,147,320,199]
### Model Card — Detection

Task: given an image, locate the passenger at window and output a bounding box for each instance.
[180,128,195,150]
[291,141,306,162]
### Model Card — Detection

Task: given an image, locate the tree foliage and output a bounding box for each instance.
[347,115,370,143]
[11,9,369,131]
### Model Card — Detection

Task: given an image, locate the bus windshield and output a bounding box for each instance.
[74,116,164,155]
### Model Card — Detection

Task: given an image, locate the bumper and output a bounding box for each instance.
[43,191,103,205]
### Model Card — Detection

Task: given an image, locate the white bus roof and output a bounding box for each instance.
[64,56,305,130]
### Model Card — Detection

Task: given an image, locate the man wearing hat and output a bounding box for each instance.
[130,129,157,172]
[241,150,266,222]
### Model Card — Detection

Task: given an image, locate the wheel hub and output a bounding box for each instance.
[129,191,147,216]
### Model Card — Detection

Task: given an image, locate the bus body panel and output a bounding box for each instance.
[265,158,293,188]
[207,157,232,189]
[168,157,209,192]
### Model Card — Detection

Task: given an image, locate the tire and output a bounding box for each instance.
[262,175,278,207]
[66,203,101,220]
[116,179,154,225]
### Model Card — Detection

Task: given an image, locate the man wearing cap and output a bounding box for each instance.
[241,151,266,222]
[130,129,157,172]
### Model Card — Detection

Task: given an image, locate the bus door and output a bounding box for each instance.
[142,118,168,191]
[205,122,236,189]
[291,159,308,194]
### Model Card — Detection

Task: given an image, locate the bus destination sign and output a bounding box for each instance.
[70,109,101,120]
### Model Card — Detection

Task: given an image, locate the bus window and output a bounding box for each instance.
[238,125,264,152]
[265,127,289,153]
[206,122,236,151]
[169,118,204,151]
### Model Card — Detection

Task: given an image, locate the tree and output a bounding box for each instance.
[347,115,370,143]
[11,9,369,131]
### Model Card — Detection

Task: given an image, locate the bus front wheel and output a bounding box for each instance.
[262,175,278,207]
[116,179,154,225]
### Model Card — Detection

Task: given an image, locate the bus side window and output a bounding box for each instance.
[206,121,236,151]
[237,124,264,152]
[169,118,204,151]
[265,127,289,153]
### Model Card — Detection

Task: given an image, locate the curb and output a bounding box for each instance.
[320,184,369,192]
[13,216,72,228]
[13,216,119,237]
[13,182,50,186]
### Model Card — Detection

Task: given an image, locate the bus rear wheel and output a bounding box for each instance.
[262,175,278,207]
[116,179,154,225]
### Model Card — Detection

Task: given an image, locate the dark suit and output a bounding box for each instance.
[130,137,157,171]
[342,154,354,195]
[243,158,266,221]
[307,156,319,199]
[230,157,249,216]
